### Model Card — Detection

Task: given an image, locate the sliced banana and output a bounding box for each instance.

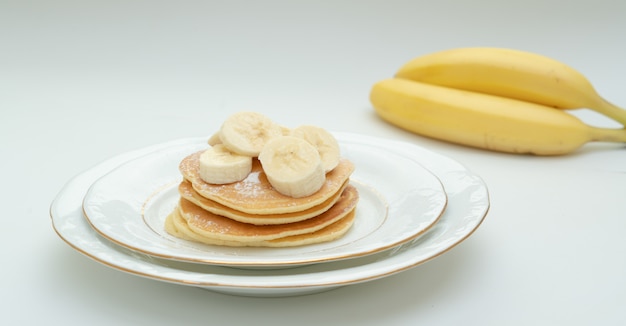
[198,144,252,184]
[207,131,222,146]
[258,136,326,198]
[290,125,340,172]
[279,125,292,136]
[219,111,284,157]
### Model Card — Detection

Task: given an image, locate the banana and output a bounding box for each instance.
[198,144,252,184]
[279,125,292,136]
[207,131,222,146]
[394,47,626,125]
[290,125,340,172]
[370,78,626,155]
[258,136,326,198]
[219,111,284,156]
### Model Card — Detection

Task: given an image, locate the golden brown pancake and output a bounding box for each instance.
[167,185,359,245]
[179,152,355,215]
[178,179,349,225]
[166,204,356,248]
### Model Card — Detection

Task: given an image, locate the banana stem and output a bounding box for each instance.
[589,126,626,143]
[592,97,626,126]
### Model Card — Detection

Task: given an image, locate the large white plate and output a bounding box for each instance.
[82,135,447,267]
[50,133,489,297]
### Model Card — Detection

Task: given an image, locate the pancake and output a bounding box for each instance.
[178,179,349,225]
[169,184,359,245]
[179,151,355,215]
[164,209,188,240]
[166,204,356,248]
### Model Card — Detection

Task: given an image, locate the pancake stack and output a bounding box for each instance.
[164,113,359,247]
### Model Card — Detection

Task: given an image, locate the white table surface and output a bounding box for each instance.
[2,0,625,325]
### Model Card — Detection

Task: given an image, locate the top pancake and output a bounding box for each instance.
[179,150,355,215]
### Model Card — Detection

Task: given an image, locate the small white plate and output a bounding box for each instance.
[82,134,448,267]
[51,133,489,297]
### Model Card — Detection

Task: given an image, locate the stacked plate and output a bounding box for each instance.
[50,132,489,297]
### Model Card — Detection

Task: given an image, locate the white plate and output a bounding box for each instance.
[50,133,489,297]
[82,135,447,267]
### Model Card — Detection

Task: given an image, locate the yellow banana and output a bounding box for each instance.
[394,47,626,125]
[370,78,626,155]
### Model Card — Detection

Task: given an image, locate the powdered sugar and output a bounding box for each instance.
[234,171,263,197]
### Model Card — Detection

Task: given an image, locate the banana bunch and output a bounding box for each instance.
[199,112,340,198]
[370,47,626,155]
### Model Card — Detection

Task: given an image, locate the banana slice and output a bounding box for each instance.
[290,125,340,172]
[219,112,284,156]
[198,144,252,184]
[258,136,326,198]
[279,125,292,136]
[207,131,222,146]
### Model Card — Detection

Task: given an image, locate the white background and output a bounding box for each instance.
[2,0,625,325]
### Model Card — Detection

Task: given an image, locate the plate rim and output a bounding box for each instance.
[50,133,489,295]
